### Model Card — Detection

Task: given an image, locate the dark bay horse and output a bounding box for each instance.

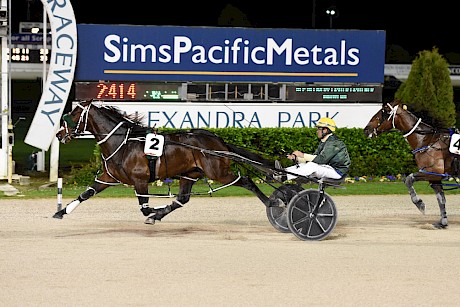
[363,99,458,228]
[53,100,278,224]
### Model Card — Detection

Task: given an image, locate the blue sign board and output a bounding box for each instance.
[76,24,385,83]
[11,33,52,45]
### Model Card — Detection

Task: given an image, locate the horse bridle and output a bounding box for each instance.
[375,102,422,138]
[60,102,92,139]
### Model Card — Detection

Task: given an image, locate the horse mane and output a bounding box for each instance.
[393,99,451,130]
[392,100,453,134]
[99,105,144,125]
[92,103,148,136]
[410,109,443,128]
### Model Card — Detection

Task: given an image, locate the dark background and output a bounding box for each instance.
[9,1,459,57]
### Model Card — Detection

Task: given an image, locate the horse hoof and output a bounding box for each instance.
[144,217,155,225]
[432,222,448,229]
[415,201,425,215]
[141,207,152,217]
[53,212,64,219]
[432,219,448,229]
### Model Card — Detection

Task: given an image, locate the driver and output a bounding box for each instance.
[274,117,350,182]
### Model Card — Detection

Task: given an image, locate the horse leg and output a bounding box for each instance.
[53,182,109,219]
[404,173,425,214]
[430,182,448,228]
[132,179,164,223]
[144,178,195,225]
[132,178,153,217]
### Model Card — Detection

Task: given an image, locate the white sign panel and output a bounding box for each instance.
[449,134,460,155]
[24,0,77,151]
[82,102,381,129]
[144,134,165,157]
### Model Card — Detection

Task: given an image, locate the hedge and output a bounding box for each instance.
[70,127,419,185]
[160,127,418,178]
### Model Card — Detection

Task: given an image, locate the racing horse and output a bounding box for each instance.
[53,99,278,224]
[363,99,458,228]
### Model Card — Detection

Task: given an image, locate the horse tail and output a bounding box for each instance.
[226,143,274,168]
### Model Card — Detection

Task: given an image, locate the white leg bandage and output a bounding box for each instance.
[65,199,81,214]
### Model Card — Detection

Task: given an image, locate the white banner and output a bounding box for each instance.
[24,0,77,151]
[82,101,381,129]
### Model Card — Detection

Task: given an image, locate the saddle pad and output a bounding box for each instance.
[144,134,165,157]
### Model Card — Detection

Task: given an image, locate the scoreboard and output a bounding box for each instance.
[75,82,181,101]
[74,82,382,102]
[286,84,382,102]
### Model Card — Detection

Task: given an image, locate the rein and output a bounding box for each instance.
[386,103,422,137]
[165,140,266,167]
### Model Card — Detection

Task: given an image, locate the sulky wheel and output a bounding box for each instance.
[266,184,304,233]
[286,189,338,241]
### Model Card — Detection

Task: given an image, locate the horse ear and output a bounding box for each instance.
[403,105,408,110]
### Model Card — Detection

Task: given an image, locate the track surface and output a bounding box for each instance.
[1,195,460,306]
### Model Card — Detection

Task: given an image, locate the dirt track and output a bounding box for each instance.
[1,195,460,306]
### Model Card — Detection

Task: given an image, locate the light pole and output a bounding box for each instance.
[325,6,338,29]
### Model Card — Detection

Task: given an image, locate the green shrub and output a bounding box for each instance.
[66,127,419,185]
[67,145,102,186]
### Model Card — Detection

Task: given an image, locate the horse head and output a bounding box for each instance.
[363,99,406,138]
[56,99,93,144]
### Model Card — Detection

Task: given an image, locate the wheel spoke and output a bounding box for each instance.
[293,215,310,227]
[314,217,327,232]
[275,213,287,225]
[302,194,313,212]
[316,212,334,217]
[293,205,309,216]
[297,219,314,236]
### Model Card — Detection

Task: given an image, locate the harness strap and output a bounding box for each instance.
[101,158,121,183]
[97,121,126,145]
[387,103,398,127]
[147,156,158,182]
[179,176,200,182]
[104,128,131,161]
[135,192,175,198]
[411,146,429,154]
[403,118,422,138]
[418,169,450,177]
[94,178,122,185]
[207,173,241,194]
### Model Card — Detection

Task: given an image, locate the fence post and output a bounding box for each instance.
[57,178,62,211]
